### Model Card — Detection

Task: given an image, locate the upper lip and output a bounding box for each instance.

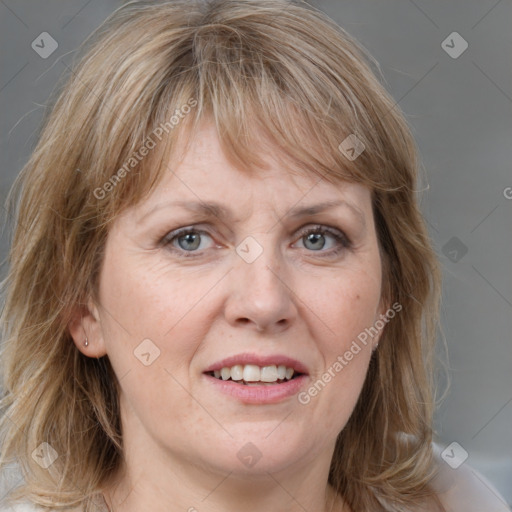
[203,353,309,375]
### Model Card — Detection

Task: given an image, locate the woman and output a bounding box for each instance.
[0,1,509,511]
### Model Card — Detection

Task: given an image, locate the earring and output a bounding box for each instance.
[84,338,89,347]
[372,342,379,352]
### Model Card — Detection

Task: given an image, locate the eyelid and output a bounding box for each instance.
[160,223,352,258]
[294,224,350,243]
[160,226,217,252]
[292,224,352,256]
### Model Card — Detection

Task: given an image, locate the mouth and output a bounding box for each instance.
[205,364,304,386]
[202,354,309,402]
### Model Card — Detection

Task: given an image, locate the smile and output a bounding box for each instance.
[202,353,309,403]
[207,364,299,385]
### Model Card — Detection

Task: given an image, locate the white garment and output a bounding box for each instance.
[0,496,107,512]
[1,505,43,512]
[429,443,511,512]
[0,502,105,512]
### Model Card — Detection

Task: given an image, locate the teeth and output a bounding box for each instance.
[260,365,278,382]
[231,364,243,381]
[211,364,298,383]
[243,364,261,382]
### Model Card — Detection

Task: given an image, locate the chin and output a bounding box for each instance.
[192,430,316,477]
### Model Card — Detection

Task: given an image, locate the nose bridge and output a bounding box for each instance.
[235,232,286,297]
[225,232,296,331]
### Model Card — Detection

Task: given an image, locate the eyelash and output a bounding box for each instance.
[160,225,352,259]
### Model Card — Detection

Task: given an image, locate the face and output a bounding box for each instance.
[72,121,386,481]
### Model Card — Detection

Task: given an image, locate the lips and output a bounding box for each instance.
[207,363,296,384]
[203,353,309,376]
[202,353,309,402]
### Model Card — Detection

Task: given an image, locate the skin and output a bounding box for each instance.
[69,121,387,512]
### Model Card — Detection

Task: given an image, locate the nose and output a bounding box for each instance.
[223,242,298,334]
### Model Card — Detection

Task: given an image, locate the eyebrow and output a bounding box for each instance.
[287,200,366,226]
[139,199,366,227]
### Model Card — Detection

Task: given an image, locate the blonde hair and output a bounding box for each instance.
[0,1,444,510]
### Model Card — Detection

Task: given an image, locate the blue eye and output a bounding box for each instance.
[164,228,214,254]
[161,224,351,259]
[303,232,328,250]
[294,226,351,256]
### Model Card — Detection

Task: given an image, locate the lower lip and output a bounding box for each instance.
[203,374,308,404]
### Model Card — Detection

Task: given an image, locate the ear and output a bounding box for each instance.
[68,297,107,358]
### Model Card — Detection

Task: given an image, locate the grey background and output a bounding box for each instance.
[1,0,511,506]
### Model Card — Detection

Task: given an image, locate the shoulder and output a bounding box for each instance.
[0,503,40,512]
[0,502,85,512]
[0,500,91,512]
[429,443,511,512]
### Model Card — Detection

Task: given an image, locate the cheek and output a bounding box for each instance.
[298,265,381,429]
[99,249,216,343]
[97,249,229,406]
[307,264,382,353]
[97,254,221,437]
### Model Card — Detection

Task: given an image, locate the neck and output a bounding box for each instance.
[101,448,346,512]
[100,395,348,512]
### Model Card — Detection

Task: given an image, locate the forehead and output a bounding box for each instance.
[145,121,372,214]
